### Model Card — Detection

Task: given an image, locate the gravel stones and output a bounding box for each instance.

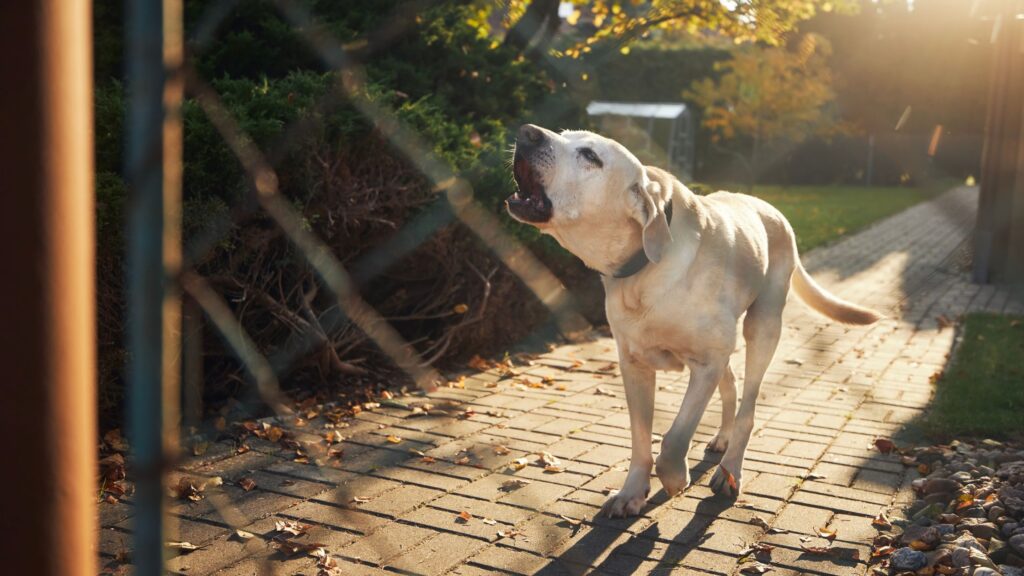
[891,547,928,571]
[880,439,1024,575]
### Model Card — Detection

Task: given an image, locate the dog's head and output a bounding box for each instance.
[506,124,673,265]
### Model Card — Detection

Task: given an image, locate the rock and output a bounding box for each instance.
[891,547,928,571]
[925,492,954,505]
[967,522,1001,540]
[924,478,962,495]
[952,471,973,483]
[952,533,988,554]
[952,547,972,567]
[1001,565,1024,576]
[991,506,1008,522]
[1006,523,1020,538]
[913,503,947,522]
[936,524,956,537]
[1010,534,1024,556]
[940,513,962,524]
[926,548,951,567]
[902,525,941,548]
[963,506,989,519]
[972,567,998,576]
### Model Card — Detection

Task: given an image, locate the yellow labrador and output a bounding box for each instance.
[506,124,881,517]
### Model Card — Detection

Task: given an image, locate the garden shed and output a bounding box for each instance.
[586,101,697,181]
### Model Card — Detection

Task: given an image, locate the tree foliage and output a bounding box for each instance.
[685,34,841,184]
[472,0,857,60]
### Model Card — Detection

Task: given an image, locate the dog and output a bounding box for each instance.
[506,124,881,518]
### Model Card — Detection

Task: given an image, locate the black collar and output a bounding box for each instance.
[609,199,673,279]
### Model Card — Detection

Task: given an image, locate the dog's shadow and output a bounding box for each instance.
[537,452,728,575]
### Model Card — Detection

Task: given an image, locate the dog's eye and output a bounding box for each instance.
[578,147,603,167]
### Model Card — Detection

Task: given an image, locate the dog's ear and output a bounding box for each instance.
[630,176,673,263]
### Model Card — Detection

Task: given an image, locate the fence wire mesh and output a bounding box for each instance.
[108,1,608,574]
[99,3,993,575]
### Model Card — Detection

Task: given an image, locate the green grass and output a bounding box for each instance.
[731,185,947,253]
[924,313,1024,440]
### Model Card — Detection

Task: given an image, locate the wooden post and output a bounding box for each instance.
[975,2,1024,284]
[0,1,97,574]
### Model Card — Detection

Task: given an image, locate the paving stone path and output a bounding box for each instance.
[99,186,1024,576]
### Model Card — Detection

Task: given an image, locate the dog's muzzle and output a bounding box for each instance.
[506,124,553,224]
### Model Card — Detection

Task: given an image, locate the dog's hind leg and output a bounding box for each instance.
[710,295,785,498]
[706,364,736,453]
[656,359,726,496]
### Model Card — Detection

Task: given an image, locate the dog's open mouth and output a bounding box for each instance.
[507,155,553,224]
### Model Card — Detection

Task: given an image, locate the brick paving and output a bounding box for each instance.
[99,186,1024,575]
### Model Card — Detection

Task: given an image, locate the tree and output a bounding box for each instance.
[685,34,842,188]
[474,0,856,61]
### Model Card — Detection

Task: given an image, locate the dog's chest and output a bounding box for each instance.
[604,278,734,371]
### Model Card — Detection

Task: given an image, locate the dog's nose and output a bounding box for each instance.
[518,124,544,145]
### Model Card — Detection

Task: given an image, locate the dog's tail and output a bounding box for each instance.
[791,261,883,325]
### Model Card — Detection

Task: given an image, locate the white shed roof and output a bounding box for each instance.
[586,101,688,119]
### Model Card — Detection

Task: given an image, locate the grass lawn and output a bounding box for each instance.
[735,184,948,253]
[924,313,1024,440]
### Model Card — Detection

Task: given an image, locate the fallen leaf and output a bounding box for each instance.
[269,536,325,557]
[420,456,436,464]
[594,387,615,396]
[351,496,370,504]
[274,520,310,536]
[558,515,582,526]
[740,542,775,557]
[456,510,473,523]
[544,465,566,473]
[871,511,892,530]
[454,456,471,465]
[324,430,343,444]
[386,435,402,444]
[238,477,257,492]
[265,426,284,443]
[816,527,837,541]
[481,517,497,525]
[166,541,200,551]
[497,528,521,539]
[739,563,773,574]
[871,545,895,558]
[803,472,827,481]
[500,479,531,491]
[233,529,255,540]
[799,543,833,555]
[510,457,530,471]
[873,438,896,454]
[539,451,561,466]
[493,445,510,455]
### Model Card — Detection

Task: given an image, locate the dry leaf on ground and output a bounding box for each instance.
[274,520,310,536]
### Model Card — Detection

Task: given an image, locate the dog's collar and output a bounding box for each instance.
[609,199,673,279]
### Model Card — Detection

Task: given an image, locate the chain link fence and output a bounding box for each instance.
[111,1,599,574]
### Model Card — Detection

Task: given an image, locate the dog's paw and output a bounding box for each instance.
[705,432,730,453]
[709,464,741,498]
[597,488,649,518]
[655,454,691,497]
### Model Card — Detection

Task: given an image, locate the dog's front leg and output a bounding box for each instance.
[656,360,724,496]
[598,358,655,518]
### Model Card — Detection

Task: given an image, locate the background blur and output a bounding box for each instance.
[91,0,996,430]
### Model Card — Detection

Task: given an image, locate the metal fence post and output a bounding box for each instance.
[126,0,184,573]
[0,1,96,574]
